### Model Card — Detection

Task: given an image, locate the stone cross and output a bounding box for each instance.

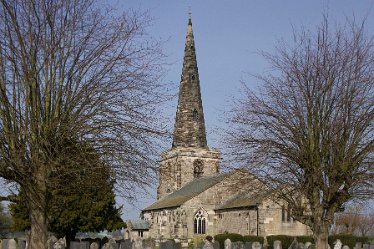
[274,240,282,249]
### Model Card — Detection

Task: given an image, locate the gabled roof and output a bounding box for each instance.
[215,190,272,211]
[143,173,231,212]
[126,220,150,230]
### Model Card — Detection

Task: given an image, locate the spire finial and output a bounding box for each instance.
[188,7,192,25]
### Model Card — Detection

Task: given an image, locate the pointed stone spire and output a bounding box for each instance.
[172,15,208,148]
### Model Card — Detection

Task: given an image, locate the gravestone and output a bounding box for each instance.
[363,244,370,249]
[369,244,374,249]
[244,242,252,249]
[342,246,350,249]
[334,240,343,249]
[308,244,315,249]
[19,240,26,249]
[289,239,298,249]
[48,236,58,249]
[143,239,155,249]
[354,243,362,249]
[274,240,282,249]
[2,239,9,249]
[121,239,132,249]
[196,242,204,249]
[132,238,143,249]
[8,239,16,249]
[304,242,312,249]
[174,242,182,249]
[252,242,262,249]
[90,242,99,249]
[225,239,232,249]
[298,243,304,249]
[102,242,114,249]
[70,241,89,249]
[214,241,220,249]
[232,242,239,249]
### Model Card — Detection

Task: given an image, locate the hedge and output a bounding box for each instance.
[214,233,243,249]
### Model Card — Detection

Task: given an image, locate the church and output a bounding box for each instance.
[136,16,312,240]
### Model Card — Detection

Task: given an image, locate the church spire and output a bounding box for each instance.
[172,15,208,148]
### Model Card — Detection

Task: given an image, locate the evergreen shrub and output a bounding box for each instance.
[243,235,264,244]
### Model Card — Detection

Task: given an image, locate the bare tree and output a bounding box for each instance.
[0,0,167,248]
[226,17,374,249]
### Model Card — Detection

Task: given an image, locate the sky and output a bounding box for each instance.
[107,0,374,220]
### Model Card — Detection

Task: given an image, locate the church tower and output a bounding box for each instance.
[157,15,221,200]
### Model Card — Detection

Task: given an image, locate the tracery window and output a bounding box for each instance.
[194,209,207,234]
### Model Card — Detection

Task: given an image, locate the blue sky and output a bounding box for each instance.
[110,0,374,220]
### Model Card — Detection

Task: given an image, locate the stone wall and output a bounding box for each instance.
[157,147,220,199]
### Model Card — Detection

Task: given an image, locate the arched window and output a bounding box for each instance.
[194,209,207,234]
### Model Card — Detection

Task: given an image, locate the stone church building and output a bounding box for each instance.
[140,17,312,240]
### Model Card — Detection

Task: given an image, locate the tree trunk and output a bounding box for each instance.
[314,223,329,249]
[29,203,48,249]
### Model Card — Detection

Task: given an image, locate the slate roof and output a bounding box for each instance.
[127,220,150,230]
[143,172,231,211]
[215,190,272,210]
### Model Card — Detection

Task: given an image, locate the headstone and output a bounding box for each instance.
[369,244,374,249]
[70,241,89,249]
[304,242,312,249]
[244,242,252,249]
[232,242,239,249]
[8,239,16,249]
[363,244,369,249]
[225,239,232,249]
[19,240,27,249]
[342,246,350,249]
[252,242,262,249]
[354,243,362,249]
[197,242,205,249]
[213,241,220,249]
[48,236,58,249]
[102,242,114,249]
[274,240,282,249]
[308,244,315,249]
[298,243,304,249]
[132,238,143,249]
[175,242,182,249]
[334,240,343,249]
[2,239,9,249]
[121,240,132,249]
[90,242,100,249]
[143,239,155,249]
[289,239,298,249]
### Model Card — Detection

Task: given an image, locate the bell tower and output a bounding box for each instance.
[157,15,221,200]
